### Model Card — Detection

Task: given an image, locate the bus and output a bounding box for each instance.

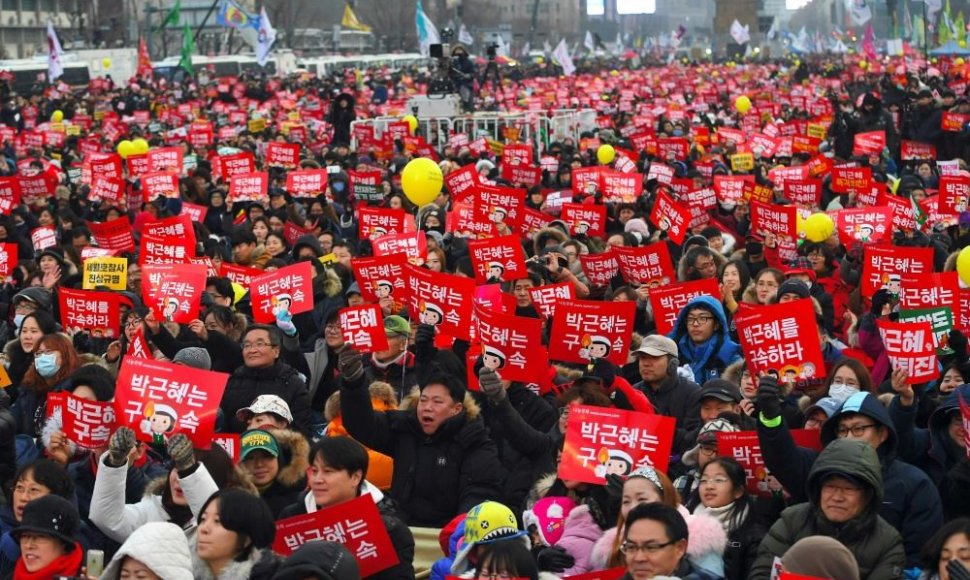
[0,60,91,96]
[152,54,279,82]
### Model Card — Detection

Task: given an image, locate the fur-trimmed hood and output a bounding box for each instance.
[721,359,746,386]
[191,543,279,580]
[676,250,727,282]
[399,386,482,421]
[533,226,570,256]
[265,427,310,488]
[324,381,399,421]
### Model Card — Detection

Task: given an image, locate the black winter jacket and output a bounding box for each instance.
[220,362,313,437]
[634,374,701,455]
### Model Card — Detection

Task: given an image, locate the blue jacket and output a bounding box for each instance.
[669,295,742,384]
[889,384,970,486]
[758,391,943,568]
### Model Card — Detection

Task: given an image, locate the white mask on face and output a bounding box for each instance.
[828,382,859,403]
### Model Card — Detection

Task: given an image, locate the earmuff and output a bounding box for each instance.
[667,355,680,377]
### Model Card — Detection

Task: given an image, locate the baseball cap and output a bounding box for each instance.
[805,397,841,420]
[240,429,280,461]
[384,315,411,338]
[682,418,739,467]
[699,379,742,403]
[235,394,294,424]
[634,335,679,358]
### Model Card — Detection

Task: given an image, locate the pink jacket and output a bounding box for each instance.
[556,505,605,575]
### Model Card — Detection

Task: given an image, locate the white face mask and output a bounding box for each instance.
[828,382,860,403]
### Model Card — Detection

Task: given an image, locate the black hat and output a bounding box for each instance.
[11,495,80,551]
[777,279,811,301]
[699,379,742,403]
[272,541,360,580]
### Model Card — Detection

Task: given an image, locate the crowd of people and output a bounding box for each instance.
[0,48,967,580]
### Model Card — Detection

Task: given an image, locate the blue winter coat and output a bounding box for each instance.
[668,295,742,384]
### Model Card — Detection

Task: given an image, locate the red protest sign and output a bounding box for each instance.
[561,203,607,238]
[573,166,606,193]
[149,263,207,323]
[899,272,960,316]
[877,319,939,384]
[141,172,180,200]
[180,202,207,224]
[339,305,389,353]
[467,235,527,283]
[649,190,690,244]
[358,206,411,240]
[30,226,56,252]
[228,172,269,203]
[406,264,476,340]
[286,169,328,198]
[58,287,123,338]
[266,142,300,168]
[372,230,427,266]
[559,405,676,485]
[82,153,123,185]
[750,201,798,241]
[88,219,136,253]
[735,298,826,388]
[878,191,921,232]
[126,327,151,359]
[345,169,381,204]
[147,147,183,174]
[474,184,526,230]
[126,153,149,179]
[19,174,54,205]
[139,231,194,265]
[443,164,480,204]
[0,243,17,277]
[648,278,721,335]
[447,202,496,238]
[613,242,675,287]
[942,111,970,131]
[830,165,872,194]
[713,175,751,204]
[960,394,970,460]
[835,206,893,245]
[216,151,256,181]
[503,164,542,187]
[783,179,822,207]
[852,131,886,156]
[217,262,261,286]
[90,176,126,205]
[351,254,409,303]
[250,261,315,324]
[474,305,548,384]
[901,140,937,161]
[579,251,620,287]
[716,430,822,498]
[59,392,116,449]
[939,174,970,214]
[212,434,241,464]
[0,177,22,214]
[529,282,575,319]
[559,568,626,580]
[549,299,635,367]
[861,245,934,298]
[503,143,533,166]
[272,495,399,575]
[115,357,229,448]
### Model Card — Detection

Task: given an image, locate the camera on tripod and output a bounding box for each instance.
[486,43,499,59]
[428,28,456,96]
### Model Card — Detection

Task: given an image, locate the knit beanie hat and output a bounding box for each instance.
[781,536,860,580]
[173,347,212,370]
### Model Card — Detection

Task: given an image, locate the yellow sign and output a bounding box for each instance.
[287,111,301,122]
[83,257,128,290]
[248,118,267,133]
[65,124,81,136]
[807,123,828,140]
[0,364,11,389]
[730,153,755,172]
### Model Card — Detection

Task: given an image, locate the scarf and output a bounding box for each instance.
[370,350,407,370]
[678,334,718,381]
[694,502,748,533]
[14,542,83,580]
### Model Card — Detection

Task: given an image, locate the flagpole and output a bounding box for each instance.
[923,0,928,71]
[194,0,221,46]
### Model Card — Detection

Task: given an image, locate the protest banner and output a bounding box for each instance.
[750,201,798,241]
[372,230,427,266]
[339,305,389,353]
[115,357,229,448]
[405,264,475,340]
[82,256,127,290]
[89,176,126,205]
[735,298,826,388]
[861,245,934,298]
[0,243,17,277]
[474,184,526,230]
[347,169,383,203]
[58,287,123,338]
[939,174,970,214]
[352,254,409,304]
[126,327,151,360]
[559,405,676,485]
[286,169,329,198]
[613,242,675,287]
[474,304,548,384]
[649,190,691,244]
[228,171,269,203]
[648,278,721,335]
[0,177,21,214]
[549,299,635,367]
[878,318,939,383]
[529,282,575,320]
[218,262,263,286]
[250,261,315,324]
[835,206,893,245]
[212,434,241,464]
[266,142,300,168]
[782,179,822,207]
[30,226,57,251]
[443,164,480,204]
[579,251,620,288]
[561,203,606,238]
[358,206,412,240]
[467,235,527,283]
[56,391,116,449]
[716,430,822,498]
[141,171,180,200]
[146,146,184,174]
[601,171,643,203]
[272,495,398,576]
[146,263,207,324]
[852,130,886,156]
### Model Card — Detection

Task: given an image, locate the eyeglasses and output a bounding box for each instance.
[13,483,47,499]
[477,572,511,580]
[14,303,36,314]
[619,539,679,555]
[242,341,275,350]
[699,476,730,486]
[686,316,714,326]
[698,446,718,457]
[325,323,342,334]
[125,318,143,328]
[822,482,863,495]
[836,423,878,438]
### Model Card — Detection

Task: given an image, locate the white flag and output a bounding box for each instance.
[553,38,575,76]
[46,22,64,82]
[458,23,474,46]
[848,0,873,26]
[415,0,440,58]
[256,7,277,66]
[521,41,531,57]
[543,40,552,53]
[496,34,509,57]
[730,19,751,44]
[584,31,595,51]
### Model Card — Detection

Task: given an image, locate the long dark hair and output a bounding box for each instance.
[198,489,276,563]
[701,457,754,532]
[920,517,970,572]
[476,541,538,580]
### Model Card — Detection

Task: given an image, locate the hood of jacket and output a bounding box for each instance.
[291,234,323,259]
[670,295,731,343]
[820,391,897,458]
[929,384,970,434]
[101,522,193,580]
[533,226,570,256]
[265,427,310,488]
[806,438,883,528]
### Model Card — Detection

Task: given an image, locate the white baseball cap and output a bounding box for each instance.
[235,395,294,424]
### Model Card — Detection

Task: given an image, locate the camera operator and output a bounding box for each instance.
[530,246,590,298]
[449,45,476,111]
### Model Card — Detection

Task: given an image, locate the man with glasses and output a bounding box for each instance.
[669,296,742,384]
[682,246,722,282]
[218,324,314,437]
[620,502,719,580]
[756,380,943,568]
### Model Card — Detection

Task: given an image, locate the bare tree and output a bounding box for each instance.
[356,0,418,51]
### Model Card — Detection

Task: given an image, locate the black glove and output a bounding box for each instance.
[167,433,196,472]
[106,427,136,468]
[415,323,435,345]
[337,344,364,383]
[536,546,575,573]
[478,367,505,404]
[756,374,782,421]
[948,560,970,580]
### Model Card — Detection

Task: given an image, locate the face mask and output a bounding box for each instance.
[34,352,60,378]
[13,314,25,330]
[719,201,736,211]
[828,382,859,403]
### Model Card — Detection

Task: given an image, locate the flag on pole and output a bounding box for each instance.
[415,0,440,58]
[848,0,873,26]
[217,0,258,30]
[157,0,181,30]
[256,6,277,66]
[553,38,576,76]
[342,3,372,32]
[136,37,153,81]
[46,22,64,82]
[862,22,877,58]
[179,22,194,75]
[730,19,751,44]
[459,23,474,46]
[495,34,509,57]
[584,31,595,51]
[955,11,966,43]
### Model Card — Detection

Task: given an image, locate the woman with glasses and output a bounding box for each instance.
[693,458,764,580]
[473,541,540,580]
[741,267,784,306]
[103,306,156,378]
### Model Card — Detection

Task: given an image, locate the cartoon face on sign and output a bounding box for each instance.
[140,402,178,445]
[855,223,874,242]
[881,273,901,297]
[482,345,506,371]
[419,302,443,326]
[487,262,505,282]
[658,216,672,232]
[578,334,612,360]
[162,297,179,322]
[375,280,394,299]
[490,207,507,224]
[369,226,387,240]
[272,294,291,316]
[593,448,634,478]
[574,220,591,235]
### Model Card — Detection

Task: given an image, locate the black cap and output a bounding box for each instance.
[777,279,811,301]
[699,379,742,403]
[271,541,360,580]
[11,495,80,551]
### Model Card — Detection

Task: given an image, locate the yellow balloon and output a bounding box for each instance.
[401,157,443,206]
[102,57,112,69]
[596,144,615,165]
[116,139,135,159]
[132,138,150,155]
[402,114,418,135]
[735,95,752,114]
[957,57,966,66]
[803,213,835,243]
[957,246,970,286]
[859,60,868,70]
[51,110,63,123]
